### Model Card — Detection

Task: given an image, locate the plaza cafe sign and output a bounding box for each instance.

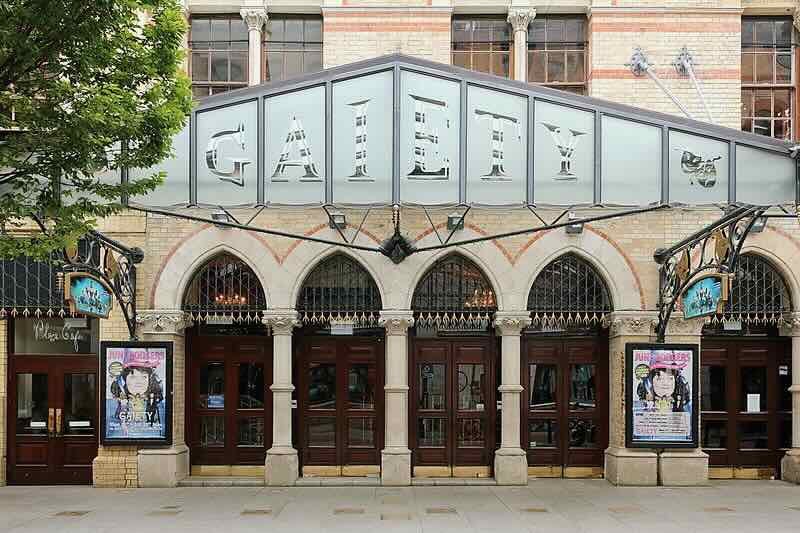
[131,54,797,209]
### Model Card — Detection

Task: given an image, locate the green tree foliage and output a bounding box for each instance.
[0,0,191,258]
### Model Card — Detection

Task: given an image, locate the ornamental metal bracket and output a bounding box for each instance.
[653,204,768,342]
[627,47,694,120]
[61,230,144,340]
[673,46,714,124]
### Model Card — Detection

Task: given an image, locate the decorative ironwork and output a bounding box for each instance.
[412,254,496,329]
[707,253,792,325]
[527,253,613,328]
[1,252,68,317]
[296,253,382,326]
[654,204,768,342]
[182,253,266,323]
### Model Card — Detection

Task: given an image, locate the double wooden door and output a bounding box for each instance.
[8,355,98,485]
[296,336,384,469]
[522,337,608,474]
[410,337,497,472]
[701,337,791,474]
[188,335,272,466]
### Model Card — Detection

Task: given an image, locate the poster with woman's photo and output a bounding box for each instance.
[100,341,173,445]
[625,343,699,448]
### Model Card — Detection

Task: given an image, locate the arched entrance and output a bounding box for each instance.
[523,253,611,478]
[183,253,272,475]
[701,253,792,479]
[409,253,498,477]
[293,253,384,477]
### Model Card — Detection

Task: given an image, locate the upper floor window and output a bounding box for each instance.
[527,16,587,94]
[263,16,323,83]
[741,18,796,140]
[451,17,512,78]
[189,16,249,99]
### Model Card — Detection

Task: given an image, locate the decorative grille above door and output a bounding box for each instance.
[712,253,792,325]
[182,253,267,322]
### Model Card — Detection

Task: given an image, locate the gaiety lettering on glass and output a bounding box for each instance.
[474,108,521,180]
[204,124,251,187]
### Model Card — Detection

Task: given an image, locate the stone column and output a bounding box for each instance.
[507,6,535,82]
[605,311,659,486]
[378,311,414,486]
[262,309,299,486]
[135,310,193,487]
[493,312,532,485]
[781,312,800,483]
[240,5,268,85]
[657,316,708,485]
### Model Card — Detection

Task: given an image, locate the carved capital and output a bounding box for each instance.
[665,316,706,338]
[507,8,536,34]
[794,7,800,32]
[493,311,532,336]
[262,309,299,335]
[137,310,193,336]
[780,311,800,337]
[606,311,657,338]
[379,311,415,335]
[240,7,268,32]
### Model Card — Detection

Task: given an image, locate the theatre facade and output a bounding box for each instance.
[1,54,799,488]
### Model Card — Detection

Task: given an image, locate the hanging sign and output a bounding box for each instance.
[100,341,173,446]
[65,273,113,318]
[682,274,728,319]
[626,343,699,448]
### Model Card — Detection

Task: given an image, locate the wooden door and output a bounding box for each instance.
[297,336,384,469]
[701,337,791,474]
[523,337,608,473]
[8,355,98,485]
[188,335,271,466]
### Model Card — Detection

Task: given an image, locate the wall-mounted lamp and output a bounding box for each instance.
[211,211,231,226]
[750,216,767,233]
[565,212,583,234]
[447,212,465,231]
[329,211,347,230]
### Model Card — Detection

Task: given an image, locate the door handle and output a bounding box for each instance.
[48,408,55,436]
[55,408,63,437]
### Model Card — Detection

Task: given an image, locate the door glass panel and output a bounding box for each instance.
[418,417,446,447]
[199,362,225,409]
[529,364,556,410]
[238,363,264,408]
[308,417,336,447]
[348,417,375,447]
[457,364,485,411]
[702,420,728,448]
[740,366,767,412]
[16,373,48,435]
[568,418,597,448]
[237,417,265,447]
[528,420,558,448]
[308,363,336,409]
[456,418,485,447]
[419,364,445,410]
[200,415,225,446]
[64,373,96,435]
[701,365,726,411]
[739,421,768,449]
[348,363,375,410]
[569,364,596,410]
[779,418,791,449]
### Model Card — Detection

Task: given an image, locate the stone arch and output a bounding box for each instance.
[740,228,800,312]
[151,226,278,310]
[409,251,501,313]
[513,228,644,311]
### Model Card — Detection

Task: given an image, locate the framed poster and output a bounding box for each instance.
[682,274,728,319]
[65,273,113,319]
[626,343,699,448]
[100,341,173,446]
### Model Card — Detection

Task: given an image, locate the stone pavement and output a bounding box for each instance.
[1,480,798,533]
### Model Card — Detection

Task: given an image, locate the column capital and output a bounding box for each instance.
[493,311,532,336]
[379,310,415,335]
[606,311,657,338]
[137,310,193,336]
[664,316,706,338]
[240,6,268,32]
[794,7,800,32]
[262,309,299,335]
[780,311,800,336]
[507,7,536,33]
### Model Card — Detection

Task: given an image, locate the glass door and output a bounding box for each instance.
[452,344,493,471]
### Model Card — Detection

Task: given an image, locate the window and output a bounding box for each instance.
[527,16,587,94]
[741,18,795,140]
[263,16,323,83]
[189,16,249,100]
[451,17,512,78]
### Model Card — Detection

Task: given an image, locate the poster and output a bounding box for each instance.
[682,274,727,319]
[100,341,172,445]
[65,273,113,318]
[626,343,698,448]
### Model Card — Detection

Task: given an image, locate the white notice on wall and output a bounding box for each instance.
[30,421,47,428]
[746,394,761,413]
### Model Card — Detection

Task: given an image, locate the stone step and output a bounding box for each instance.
[178,476,265,487]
